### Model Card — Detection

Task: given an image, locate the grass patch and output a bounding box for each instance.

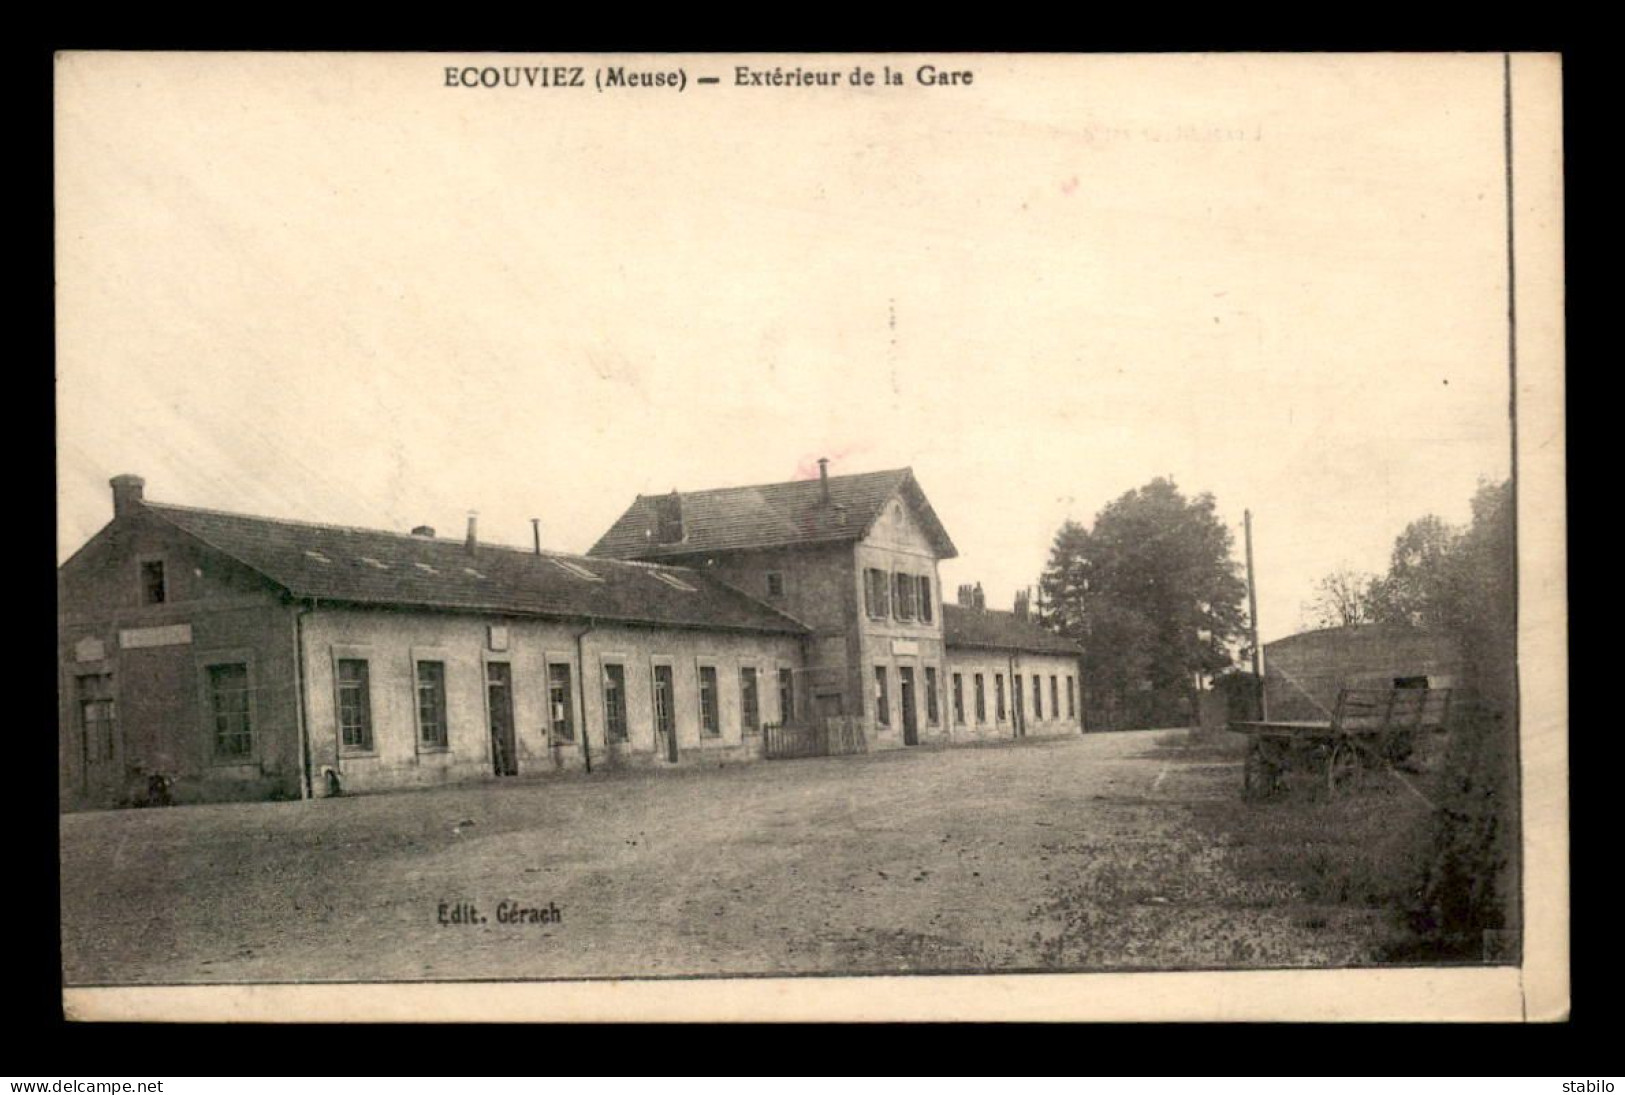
[1192,772,1434,959]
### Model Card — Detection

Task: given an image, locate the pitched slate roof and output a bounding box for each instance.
[144,503,809,635]
[942,604,1082,656]
[588,467,957,561]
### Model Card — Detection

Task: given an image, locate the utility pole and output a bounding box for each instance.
[1244,509,1268,720]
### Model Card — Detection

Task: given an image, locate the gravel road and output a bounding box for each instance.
[61,729,1375,984]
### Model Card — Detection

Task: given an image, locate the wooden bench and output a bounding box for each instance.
[1229,686,1453,798]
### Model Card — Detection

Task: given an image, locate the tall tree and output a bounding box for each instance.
[1367,515,1463,628]
[1040,478,1249,729]
[1301,565,1378,630]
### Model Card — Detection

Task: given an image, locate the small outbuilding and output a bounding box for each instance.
[1262,623,1464,721]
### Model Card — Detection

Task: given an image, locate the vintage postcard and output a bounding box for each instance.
[54,52,1566,1021]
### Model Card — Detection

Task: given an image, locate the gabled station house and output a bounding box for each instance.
[58,463,1084,809]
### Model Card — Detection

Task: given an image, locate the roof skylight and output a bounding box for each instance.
[550,558,603,582]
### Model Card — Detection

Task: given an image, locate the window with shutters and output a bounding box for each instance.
[918,575,933,622]
[995,674,1007,722]
[925,666,939,725]
[1033,674,1044,720]
[952,673,965,724]
[974,673,986,722]
[1051,675,1060,721]
[894,572,915,620]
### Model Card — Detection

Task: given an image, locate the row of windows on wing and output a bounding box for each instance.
[327,656,794,753]
[862,568,935,623]
[889,667,1079,727]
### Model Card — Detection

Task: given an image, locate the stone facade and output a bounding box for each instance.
[60,466,1085,809]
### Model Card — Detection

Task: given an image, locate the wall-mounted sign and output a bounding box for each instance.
[74,636,107,662]
[488,625,510,652]
[119,623,193,649]
[891,639,919,656]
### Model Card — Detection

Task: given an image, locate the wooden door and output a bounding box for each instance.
[75,672,121,803]
[899,666,918,746]
[653,664,678,762]
[487,662,517,776]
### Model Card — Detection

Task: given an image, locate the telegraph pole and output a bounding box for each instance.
[1244,509,1268,720]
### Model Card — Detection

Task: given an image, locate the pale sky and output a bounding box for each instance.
[56,53,1514,643]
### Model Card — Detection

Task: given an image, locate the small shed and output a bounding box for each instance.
[1262,623,1464,721]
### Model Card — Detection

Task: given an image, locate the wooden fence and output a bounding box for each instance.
[763,717,868,760]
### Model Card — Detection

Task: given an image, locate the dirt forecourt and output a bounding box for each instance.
[61,729,1385,985]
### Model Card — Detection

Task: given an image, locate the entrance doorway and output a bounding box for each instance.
[487,662,517,775]
[899,666,919,746]
[76,673,120,801]
[653,664,678,763]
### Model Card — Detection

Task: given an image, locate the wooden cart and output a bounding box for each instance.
[1230,686,1452,798]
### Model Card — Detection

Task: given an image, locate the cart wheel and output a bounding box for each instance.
[1244,745,1276,800]
[1326,741,1360,795]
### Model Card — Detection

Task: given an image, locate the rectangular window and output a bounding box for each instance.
[77,675,116,765]
[209,662,252,758]
[141,559,167,605]
[894,572,915,620]
[416,660,448,747]
[778,667,795,722]
[925,666,939,725]
[740,667,760,734]
[874,666,890,726]
[699,665,720,736]
[603,663,627,742]
[995,674,1007,722]
[1033,674,1044,720]
[952,673,965,724]
[865,568,890,618]
[1015,674,1024,723]
[1051,676,1060,721]
[974,673,986,722]
[766,572,785,598]
[549,663,575,742]
[337,659,372,750]
[1067,676,1077,718]
[918,575,933,623]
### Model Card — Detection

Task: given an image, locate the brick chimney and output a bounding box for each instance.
[818,457,830,502]
[110,474,146,518]
[656,490,685,544]
[973,582,985,611]
[957,583,975,608]
[465,511,479,554]
[1013,589,1030,620]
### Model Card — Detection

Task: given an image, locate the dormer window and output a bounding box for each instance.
[140,559,167,605]
[413,562,438,575]
[650,571,696,592]
[766,572,785,598]
[359,556,390,570]
[303,549,332,565]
